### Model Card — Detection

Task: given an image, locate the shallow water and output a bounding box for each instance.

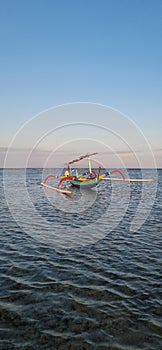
[0,169,162,349]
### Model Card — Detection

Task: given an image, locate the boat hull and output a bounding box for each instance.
[70,178,100,189]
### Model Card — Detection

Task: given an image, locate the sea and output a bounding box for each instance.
[0,168,162,350]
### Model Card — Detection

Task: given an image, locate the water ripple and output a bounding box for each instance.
[0,169,161,349]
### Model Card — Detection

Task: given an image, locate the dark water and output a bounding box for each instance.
[0,169,162,350]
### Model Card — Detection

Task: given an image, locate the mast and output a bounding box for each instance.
[88,157,92,173]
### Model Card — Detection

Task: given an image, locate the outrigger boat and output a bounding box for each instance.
[41,153,153,196]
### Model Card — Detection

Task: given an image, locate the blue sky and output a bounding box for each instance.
[0,0,162,167]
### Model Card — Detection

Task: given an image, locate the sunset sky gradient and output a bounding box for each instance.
[0,0,162,167]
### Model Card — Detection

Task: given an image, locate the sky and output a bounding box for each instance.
[0,0,162,167]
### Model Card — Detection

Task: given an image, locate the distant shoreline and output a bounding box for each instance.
[1,168,161,170]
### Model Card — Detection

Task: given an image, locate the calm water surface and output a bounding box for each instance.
[0,169,162,350]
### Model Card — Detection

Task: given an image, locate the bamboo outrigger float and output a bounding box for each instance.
[41,152,153,196]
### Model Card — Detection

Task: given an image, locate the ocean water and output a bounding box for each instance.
[0,168,162,350]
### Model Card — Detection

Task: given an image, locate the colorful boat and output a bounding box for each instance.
[41,152,153,195]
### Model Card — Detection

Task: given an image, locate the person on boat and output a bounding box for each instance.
[65,170,70,177]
